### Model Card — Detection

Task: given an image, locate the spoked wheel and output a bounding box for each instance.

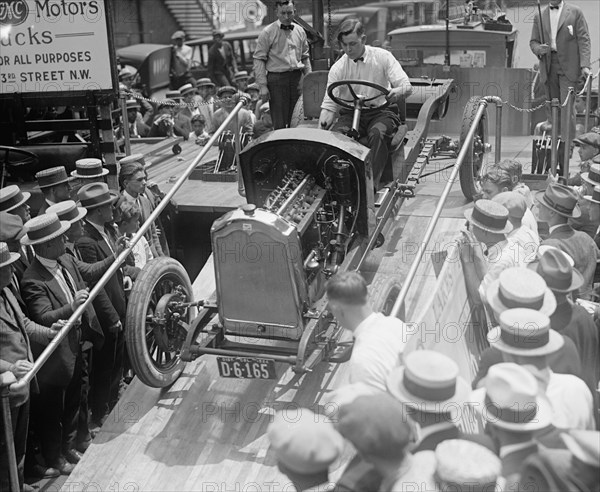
[458,96,489,201]
[126,257,194,387]
[369,275,405,320]
[0,146,39,187]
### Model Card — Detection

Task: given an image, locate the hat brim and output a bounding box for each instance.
[63,207,88,224]
[1,191,31,212]
[486,277,557,318]
[21,220,70,246]
[487,326,564,356]
[71,168,110,179]
[463,209,513,234]
[0,251,21,268]
[526,261,585,293]
[469,388,553,431]
[534,190,582,218]
[386,367,471,415]
[37,176,73,189]
[583,194,600,204]
[580,172,600,187]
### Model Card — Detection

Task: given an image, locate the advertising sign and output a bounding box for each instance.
[0,0,115,95]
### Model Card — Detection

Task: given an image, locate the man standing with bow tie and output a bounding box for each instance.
[253,0,311,129]
[319,19,413,187]
[530,0,591,152]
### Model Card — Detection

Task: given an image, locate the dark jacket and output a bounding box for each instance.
[207,41,236,84]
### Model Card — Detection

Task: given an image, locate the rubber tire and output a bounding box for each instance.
[125,257,193,388]
[172,144,182,155]
[368,275,405,320]
[290,95,304,128]
[458,96,489,201]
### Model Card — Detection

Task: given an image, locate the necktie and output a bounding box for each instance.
[549,5,559,9]
[353,57,364,63]
[280,24,294,31]
[59,264,77,298]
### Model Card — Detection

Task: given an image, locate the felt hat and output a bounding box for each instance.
[234,70,249,80]
[267,408,343,489]
[46,200,87,224]
[0,185,30,213]
[35,166,71,189]
[125,99,141,110]
[78,182,119,210]
[171,30,186,40]
[387,350,470,415]
[21,213,70,246]
[0,212,26,244]
[535,182,581,218]
[471,362,553,431]
[583,184,600,205]
[486,267,556,317]
[492,191,527,221]
[337,393,412,461]
[528,247,584,294]
[463,199,512,234]
[581,163,600,187]
[487,308,564,356]
[71,158,109,179]
[247,82,259,92]
[536,245,574,266]
[197,78,215,88]
[118,67,135,80]
[212,29,224,38]
[179,83,195,96]
[119,154,146,167]
[573,132,600,150]
[217,85,237,98]
[435,440,501,491]
[561,430,600,468]
[0,242,20,268]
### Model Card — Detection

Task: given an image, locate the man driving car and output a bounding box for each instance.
[319,19,413,187]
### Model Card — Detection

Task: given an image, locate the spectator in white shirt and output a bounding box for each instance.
[319,19,412,188]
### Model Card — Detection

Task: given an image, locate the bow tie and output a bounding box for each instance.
[280,24,294,31]
[549,4,559,9]
[353,57,364,63]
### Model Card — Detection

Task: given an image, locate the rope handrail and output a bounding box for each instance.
[9,98,249,393]
[390,96,498,318]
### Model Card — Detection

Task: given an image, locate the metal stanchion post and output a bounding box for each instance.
[563,87,575,178]
[120,94,131,156]
[550,98,560,176]
[1,376,19,492]
[495,100,503,163]
[584,75,592,132]
[234,109,245,197]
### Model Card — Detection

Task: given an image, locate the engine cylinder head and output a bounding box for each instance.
[332,159,352,207]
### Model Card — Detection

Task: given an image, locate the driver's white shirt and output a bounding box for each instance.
[321,45,411,114]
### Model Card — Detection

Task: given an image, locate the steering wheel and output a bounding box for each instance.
[0,146,39,187]
[327,80,390,112]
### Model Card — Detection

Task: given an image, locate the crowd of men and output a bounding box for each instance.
[0,155,169,490]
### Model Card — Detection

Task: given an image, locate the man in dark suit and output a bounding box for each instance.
[536,183,599,297]
[20,213,105,474]
[75,183,126,428]
[530,0,591,149]
[0,242,62,490]
[34,166,73,216]
[207,30,237,87]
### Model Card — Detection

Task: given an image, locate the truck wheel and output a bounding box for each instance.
[368,275,405,320]
[125,257,193,388]
[290,96,304,128]
[458,96,489,201]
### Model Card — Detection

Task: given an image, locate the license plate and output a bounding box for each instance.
[216,357,277,379]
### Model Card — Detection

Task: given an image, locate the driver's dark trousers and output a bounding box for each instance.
[332,106,401,187]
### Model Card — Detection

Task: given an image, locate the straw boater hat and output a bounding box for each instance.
[71,158,109,179]
[46,200,87,224]
[217,85,237,98]
[118,67,135,80]
[386,350,470,415]
[77,183,119,210]
[21,213,70,246]
[247,82,259,92]
[119,154,146,167]
[471,362,553,431]
[463,199,512,234]
[535,182,582,218]
[0,185,30,213]
[125,99,141,110]
[179,83,195,96]
[583,184,600,205]
[171,30,186,40]
[581,163,600,187]
[197,78,215,88]
[435,440,501,491]
[165,90,182,102]
[267,408,343,489]
[561,430,600,468]
[528,248,584,294]
[234,70,249,80]
[487,308,564,356]
[486,267,556,317]
[0,242,20,268]
[35,166,71,189]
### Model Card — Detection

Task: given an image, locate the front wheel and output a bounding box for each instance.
[125,257,193,387]
[458,96,489,201]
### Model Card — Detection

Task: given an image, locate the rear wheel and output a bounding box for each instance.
[369,275,405,320]
[126,257,193,387]
[458,96,489,201]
